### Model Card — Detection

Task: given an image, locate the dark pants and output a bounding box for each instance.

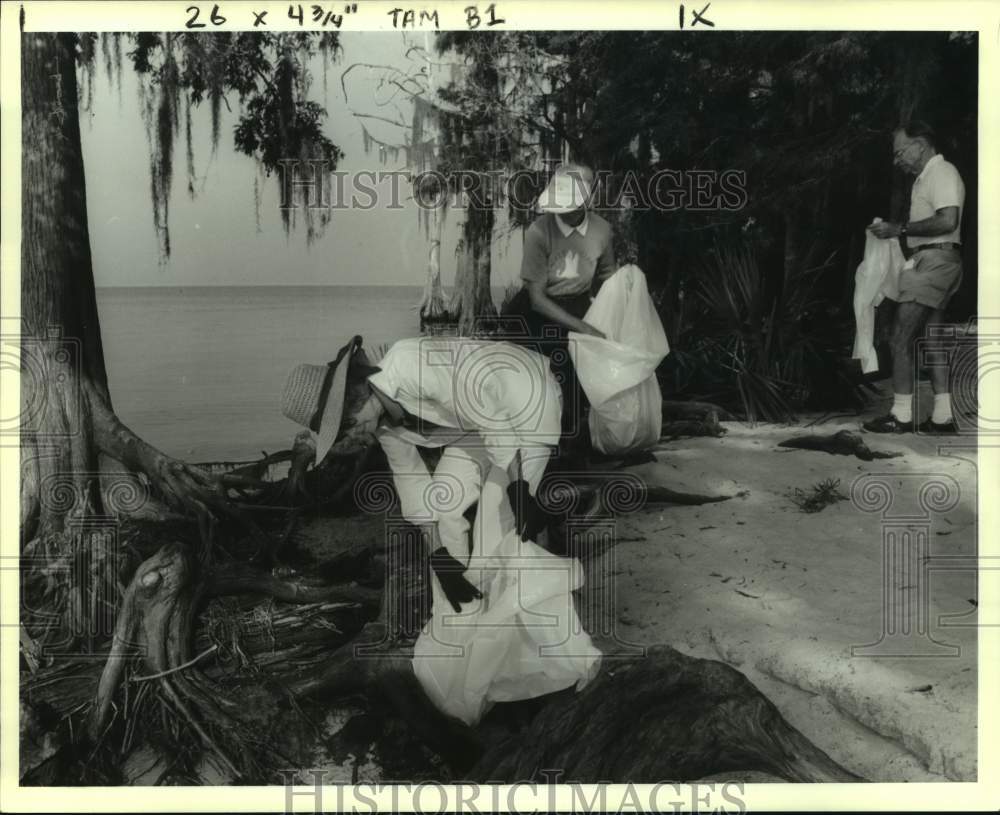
[500,288,592,441]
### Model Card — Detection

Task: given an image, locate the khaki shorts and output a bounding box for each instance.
[897,248,963,310]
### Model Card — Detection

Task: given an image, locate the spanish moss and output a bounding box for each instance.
[73,31,345,261]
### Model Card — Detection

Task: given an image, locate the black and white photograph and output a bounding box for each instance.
[2,0,996,810]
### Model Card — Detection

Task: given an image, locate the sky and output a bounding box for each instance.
[81,32,523,288]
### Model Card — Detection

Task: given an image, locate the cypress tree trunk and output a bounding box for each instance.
[21,33,224,646]
[21,32,111,546]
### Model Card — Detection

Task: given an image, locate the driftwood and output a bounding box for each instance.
[662,400,735,422]
[778,430,902,461]
[285,622,859,783]
[661,401,728,439]
[468,645,861,782]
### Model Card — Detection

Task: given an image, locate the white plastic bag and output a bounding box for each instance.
[852,220,905,374]
[412,454,601,726]
[568,265,669,454]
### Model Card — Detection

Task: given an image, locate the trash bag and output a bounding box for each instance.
[852,220,905,374]
[568,265,669,454]
[412,452,601,726]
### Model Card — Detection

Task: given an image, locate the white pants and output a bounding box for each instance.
[378,429,552,563]
[434,441,488,563]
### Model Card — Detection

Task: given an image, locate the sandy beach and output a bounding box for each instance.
[585,395,976,782]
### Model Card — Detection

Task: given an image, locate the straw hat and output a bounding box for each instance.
[281,335,366,463]
[537,164,594,214]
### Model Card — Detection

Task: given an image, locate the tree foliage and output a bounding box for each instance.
[77,31,344,255]
[432,30,978,417]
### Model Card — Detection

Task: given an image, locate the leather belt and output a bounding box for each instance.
[913,242,961,253]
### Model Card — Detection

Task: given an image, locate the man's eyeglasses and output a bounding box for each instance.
[893,142,915,161]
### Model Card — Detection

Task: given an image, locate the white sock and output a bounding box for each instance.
[932,393,953,424]
[891,393,913,423]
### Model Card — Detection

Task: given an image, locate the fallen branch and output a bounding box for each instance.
[778,430,902,461]
[644,486,735,505]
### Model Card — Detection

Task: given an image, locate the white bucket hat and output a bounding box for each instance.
[281,335,367,463]
[537,164,594,214]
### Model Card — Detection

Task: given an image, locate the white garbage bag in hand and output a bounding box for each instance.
[852,221,905,375]
[568,265,669,454]
[412,454,601,726]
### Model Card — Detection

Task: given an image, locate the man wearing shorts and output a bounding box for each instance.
[864,121,965,434]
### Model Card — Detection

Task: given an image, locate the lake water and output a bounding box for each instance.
[97,285,503,462]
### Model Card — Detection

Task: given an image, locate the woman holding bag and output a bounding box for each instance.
[502,163,618,448]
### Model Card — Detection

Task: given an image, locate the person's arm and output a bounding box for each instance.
[592,230,618,291]
[505,448,556,543]
[870,158,963,241]
[525,277,605,338]
[867,207,960,239]
[520,219,605,338]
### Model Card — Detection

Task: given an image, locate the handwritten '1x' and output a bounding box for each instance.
[679,2,715,28]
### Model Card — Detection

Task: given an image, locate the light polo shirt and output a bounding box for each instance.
[908,153,965,248]
[520,211,616,298]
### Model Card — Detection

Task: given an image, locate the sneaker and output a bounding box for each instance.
[918,417,959,435]
[862,413,914,433]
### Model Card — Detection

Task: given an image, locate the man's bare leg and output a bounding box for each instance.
[891,301,934,398]
[923,307,957,427]
[864,301,932,432]
[923,307,950,394]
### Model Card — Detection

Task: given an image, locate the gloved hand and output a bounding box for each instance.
[429,547,482,613]
[506,478,549,542]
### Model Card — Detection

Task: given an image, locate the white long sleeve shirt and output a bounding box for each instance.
[368,338,561,526]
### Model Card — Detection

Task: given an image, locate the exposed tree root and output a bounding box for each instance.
[80,541,378,782]
[90,383,277,561]
[205,563,382,610]
[262,431,316,506]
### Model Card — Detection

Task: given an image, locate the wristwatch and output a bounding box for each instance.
[899,224,908,237]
